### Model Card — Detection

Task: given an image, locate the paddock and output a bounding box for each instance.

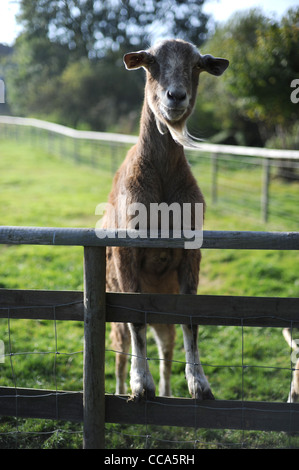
[1,115,299,227]
[0,226,299,448]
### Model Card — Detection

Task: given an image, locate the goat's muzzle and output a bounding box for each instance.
[160,87,189,122]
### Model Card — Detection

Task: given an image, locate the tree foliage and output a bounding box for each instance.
[1,3,298,147]
[2,0,209,130]
[191,8,299,146]
[17,0,209,59]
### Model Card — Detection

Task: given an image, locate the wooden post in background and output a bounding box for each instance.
[211,152,218,205]
[83,246,106,449]
[261,158,270,223]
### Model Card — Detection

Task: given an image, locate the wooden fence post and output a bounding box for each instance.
[83,246,106,449]
[261,158,270,223]
[211,152,218,204]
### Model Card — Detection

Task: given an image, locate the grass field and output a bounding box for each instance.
[0,134,299,448]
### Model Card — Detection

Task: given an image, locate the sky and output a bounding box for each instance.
[203,0,299,24]
[0,0,298,46]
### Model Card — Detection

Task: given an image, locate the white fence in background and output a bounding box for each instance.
[1,115,299,224]
[1,115,299,159]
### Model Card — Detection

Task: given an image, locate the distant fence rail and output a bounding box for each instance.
[0,226,299,448]
[0,115,138,145]
[1,115,299,225]
[1,115,299,159]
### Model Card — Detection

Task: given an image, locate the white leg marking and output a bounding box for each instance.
[181,324,214,400]
[151,324,175,396]
[128,323,155,400]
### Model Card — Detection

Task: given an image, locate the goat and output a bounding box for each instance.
[103,39,229,401]
[283,328,299,402]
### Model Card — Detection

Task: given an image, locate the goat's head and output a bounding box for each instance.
[124,39,229,146]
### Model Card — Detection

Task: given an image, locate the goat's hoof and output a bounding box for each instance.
[129,373,156,402]
[190,383,215,401]
[127,394,139,403]
[191,391,214,401]
[127,388,156,403]
[288,393,299,404]
[202,388,215,400]
[127,393,145,403]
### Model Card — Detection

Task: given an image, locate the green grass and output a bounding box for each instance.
[0,135,299,448]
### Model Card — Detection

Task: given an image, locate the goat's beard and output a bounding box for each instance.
[157,116,202,149]
[168,122,202,148]
[148,95,202,149]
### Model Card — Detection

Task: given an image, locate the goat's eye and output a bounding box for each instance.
[193,63,201,71]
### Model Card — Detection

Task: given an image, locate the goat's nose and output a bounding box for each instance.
[166,88,187,103]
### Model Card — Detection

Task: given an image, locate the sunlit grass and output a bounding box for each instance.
[0,135,298,448]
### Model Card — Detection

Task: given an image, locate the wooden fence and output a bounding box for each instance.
[0,226,299,448]
[1,116,299,223]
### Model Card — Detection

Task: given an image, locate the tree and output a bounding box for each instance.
[190,8,299,146]
[6,32,70,117]
[17,0,209,59]
[7,36,145,130]
[226,8,299,136]
[6,0,210,129]
[54,54,145,130]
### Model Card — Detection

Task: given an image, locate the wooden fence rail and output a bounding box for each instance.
[1,226,299,249]
[1,387,299,434]
[0,227,299,448]
[1,289,299,328]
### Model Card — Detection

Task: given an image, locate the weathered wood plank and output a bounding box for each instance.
[105,395,299,433]
[1,290,299,327]
[0,226,299,250]
[1,387,299,433]
[0,386,82,422]
[0,289,83,320]
[83,246,106,449]
[106,293,299,327]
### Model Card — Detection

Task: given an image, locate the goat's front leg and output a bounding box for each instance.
[110,322,131,395]
[181,323,214,400]
[287,358,299,403]
[179,249,214,400]
[113,247,155,401]
[151,323,176,396]
[128,323,156,401]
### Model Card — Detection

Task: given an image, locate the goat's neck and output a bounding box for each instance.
[137,98,184,172]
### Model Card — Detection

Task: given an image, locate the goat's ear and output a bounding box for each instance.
[201,54,229,76]
[123,51,154,70]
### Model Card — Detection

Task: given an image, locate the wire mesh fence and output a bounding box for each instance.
[1,291,299,449]
[0,229,299,449]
